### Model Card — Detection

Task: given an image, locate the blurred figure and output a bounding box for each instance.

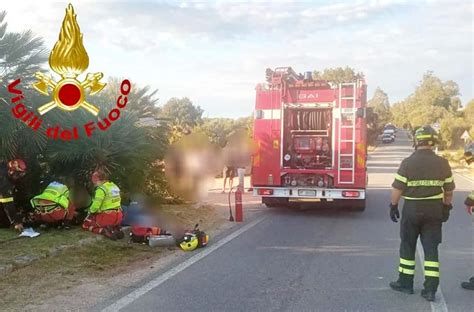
[66,176,91,224]
[222,166,235,193]
[82,170,123,240]
[31,178,75,229]
[165,132,218,201]
[221,130,254,193]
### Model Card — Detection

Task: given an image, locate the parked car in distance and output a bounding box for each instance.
[384,124,397,133]
[383,128,396,138]
[382,133,394,143]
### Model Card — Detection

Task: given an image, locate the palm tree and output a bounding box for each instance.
[43,79,168,200]
[0,11,48,193]
[0,11,169,201]
[0,11,48,159]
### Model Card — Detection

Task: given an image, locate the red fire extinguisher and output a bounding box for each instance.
[235,187,243,222]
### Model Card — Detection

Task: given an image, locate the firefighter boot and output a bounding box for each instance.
[390,273,414,295]
[114,226,124,240]
[421,289,436,302]
[62,220,72,230]
[102,226,118,241]
[461,277,474,290]
[389,280,414,294]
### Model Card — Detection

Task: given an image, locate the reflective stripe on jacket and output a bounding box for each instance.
[89,181,121,214]
[31,181,70,209]
[392,149,455,200]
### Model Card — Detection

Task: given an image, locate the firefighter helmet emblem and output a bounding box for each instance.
[33,4,105,116]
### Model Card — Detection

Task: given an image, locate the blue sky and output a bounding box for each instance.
[5,0,473,118]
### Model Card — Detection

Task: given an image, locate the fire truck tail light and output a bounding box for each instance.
[342,191,360,198]
[257,189,274,196]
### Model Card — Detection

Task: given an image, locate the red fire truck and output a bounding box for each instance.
[251,67,368,211]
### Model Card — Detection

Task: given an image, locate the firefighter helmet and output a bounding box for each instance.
[178,233,199,251]
[464,143,474,165]
[7,159,27,177]
[415,125,438,147]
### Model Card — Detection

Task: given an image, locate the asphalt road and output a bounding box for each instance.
[98,131,473,312]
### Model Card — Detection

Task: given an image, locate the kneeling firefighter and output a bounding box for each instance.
[461,143,474,290]
[389,126,455,302]
[82,170,123,240]
[31,179,76,228]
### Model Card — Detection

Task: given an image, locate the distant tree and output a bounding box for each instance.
[390,102,411,129]
[313,66,364,83]
[368,87,391,120]
[265,68,274,83]
[367,87,391,144]
[439,114,470,149]
[195,115,253,148]
[463,99,474,123]
[195,118,235,147]
[390,71,467,148]
[410,72,461,112]
[390,72,461,128]
[159,97,204,142]
[233,116,253,137]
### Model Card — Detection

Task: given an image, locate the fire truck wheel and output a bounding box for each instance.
[350,199,366,212]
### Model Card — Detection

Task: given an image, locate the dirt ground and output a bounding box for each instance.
[0,202,238,312]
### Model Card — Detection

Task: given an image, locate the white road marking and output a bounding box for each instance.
[416,241,449,312]
[101,217,266,312]
[454,172,474,183]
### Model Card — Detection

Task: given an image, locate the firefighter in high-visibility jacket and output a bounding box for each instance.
[461,143,474,290]
[389,126,455,302]
[31,180,76,228]
[82,170,123,240]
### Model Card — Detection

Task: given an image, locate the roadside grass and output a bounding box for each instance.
[0,239,161,310]
[0,203,221,310]
[0,228,93,269]
[441,149,473,178]
[0,229,17,241]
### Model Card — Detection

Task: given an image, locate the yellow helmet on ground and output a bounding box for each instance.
[179,233,199,251]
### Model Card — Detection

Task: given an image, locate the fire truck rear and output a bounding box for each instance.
[251,67,368,211]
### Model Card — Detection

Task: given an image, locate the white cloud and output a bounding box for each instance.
[3,0,472,117]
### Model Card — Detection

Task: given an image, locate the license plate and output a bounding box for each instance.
[298,190,316,196]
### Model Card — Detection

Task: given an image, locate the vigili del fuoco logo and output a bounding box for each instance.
[6,3,131,141]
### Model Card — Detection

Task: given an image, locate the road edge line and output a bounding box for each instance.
[416,241,448,312]
[454,171,474,183]
[101,217,266,312]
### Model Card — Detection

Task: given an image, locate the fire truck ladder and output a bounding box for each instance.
[337,82,357,184]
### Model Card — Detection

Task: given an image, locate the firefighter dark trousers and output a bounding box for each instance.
[0,200,21,227]
[398,200,443,291]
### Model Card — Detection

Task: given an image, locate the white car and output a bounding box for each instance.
[383,129,395,138]
[382,134,394,143]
